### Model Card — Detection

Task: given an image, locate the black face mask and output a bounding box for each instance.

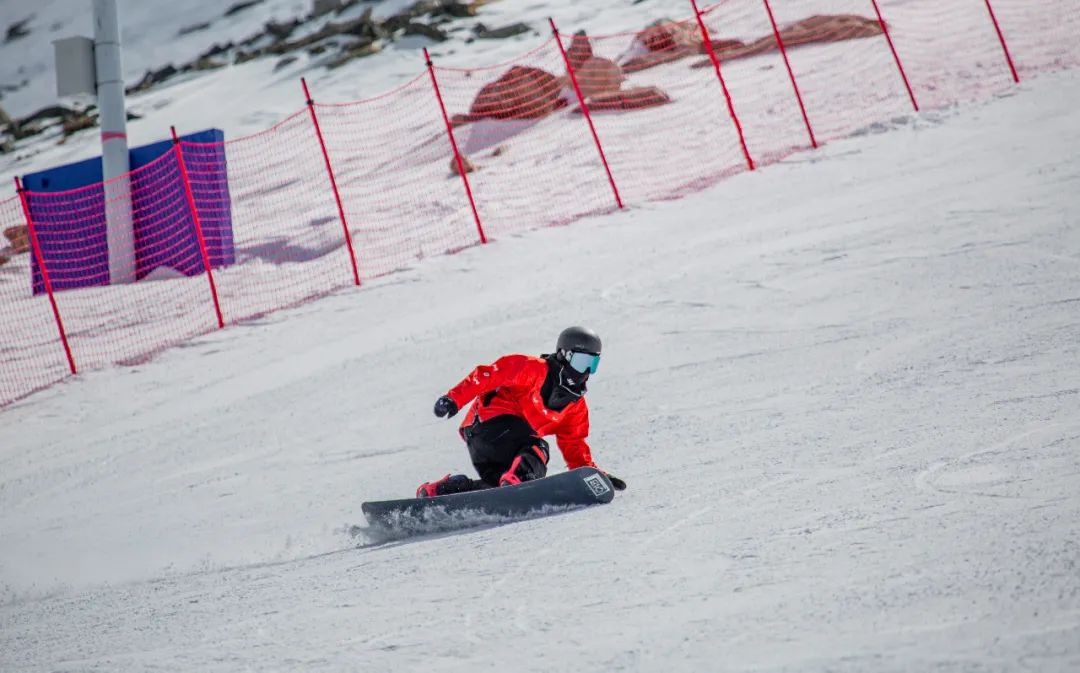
[541,355,587,411]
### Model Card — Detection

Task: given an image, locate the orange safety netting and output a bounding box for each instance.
[1,0,1076,406]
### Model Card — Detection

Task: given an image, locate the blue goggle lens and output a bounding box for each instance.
[567,351,600,374]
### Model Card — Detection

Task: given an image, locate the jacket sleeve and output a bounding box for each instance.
[555,402,596,469]
[445,354,531,410]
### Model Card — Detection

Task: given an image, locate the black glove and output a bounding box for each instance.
[433,395,458,418]
[605,473,627,491]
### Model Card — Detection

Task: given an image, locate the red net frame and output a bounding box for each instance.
[171,126,225,329]
[302,78,363,284]
[306,72,481,279]
[38,154,218,359]
[976,0,1080,79]
[1,191,75,405]
[870,0,1026,111]
[179,109,360,325]
[1,0,1077,406]
[422,39,622,240]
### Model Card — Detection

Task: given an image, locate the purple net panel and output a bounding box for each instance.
[21,129,234,295]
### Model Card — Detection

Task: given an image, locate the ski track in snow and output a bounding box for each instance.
[1,63,1080,673]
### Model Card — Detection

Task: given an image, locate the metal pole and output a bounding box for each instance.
[423,48,488,245]
[762,0,817,149]
[550,18,624,209]
[171,127,225,329]
[691,0,755,171]
[301,78,361,286]
[15,177,77,375]
[93,0,136,284]
[983,0,1020,83]
[870,0,919,112]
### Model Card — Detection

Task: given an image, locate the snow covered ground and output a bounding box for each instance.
[1,50,1078,671]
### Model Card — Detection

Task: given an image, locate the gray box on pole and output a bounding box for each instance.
[54,36,97,98]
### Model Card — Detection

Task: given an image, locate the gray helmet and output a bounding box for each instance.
[556,326,601,355]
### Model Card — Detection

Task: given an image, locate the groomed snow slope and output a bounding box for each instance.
[1,67,1079,671]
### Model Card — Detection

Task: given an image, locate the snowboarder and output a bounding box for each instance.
[417,326,626,497]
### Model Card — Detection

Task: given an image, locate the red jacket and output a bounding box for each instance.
[446,354,596,469]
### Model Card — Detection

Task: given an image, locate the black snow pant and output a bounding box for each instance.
[462,414,550,487]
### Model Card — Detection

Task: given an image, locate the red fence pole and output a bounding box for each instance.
[762,0,817,149]
[423,48,488,245]
[14,177,77,375]
[691,0,754,171]
[170,127,225,329]
[302,78,363,285]
[983,0,1020,83]
[550,18,624,209]
[870,0,919,111]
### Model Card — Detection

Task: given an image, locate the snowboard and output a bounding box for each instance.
[361,467,616,531]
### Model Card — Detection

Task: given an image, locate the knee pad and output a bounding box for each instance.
[527,438,550,465]
[500,439,550,486]
[512,440,549,482]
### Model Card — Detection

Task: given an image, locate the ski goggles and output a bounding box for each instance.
[566,350,600,375]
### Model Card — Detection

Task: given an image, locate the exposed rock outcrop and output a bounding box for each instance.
[474,22,530,40]
[178,22,212,37]
[61,113,96,137]
[3,226,30,254]
[579,86,672,112]
[566,30,593,70]
[764,14,883,49]
[573,56,625,98]
[695,14,883,66]
[465,66,565,122]
[449,154,476,175]
[453,26,678,126]
[326,40,382,68]
[225,0,265,17]
[637,19,701,54]
[312,0,346,18]
[123,1,500,100]
[127,65,179,95]
[405,21,448,42]
[621,14,883,73]
[4,18,31,43]
[618,19,702,72]
[0,104,100,148]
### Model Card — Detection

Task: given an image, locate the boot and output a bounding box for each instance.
[416,473,480,498]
